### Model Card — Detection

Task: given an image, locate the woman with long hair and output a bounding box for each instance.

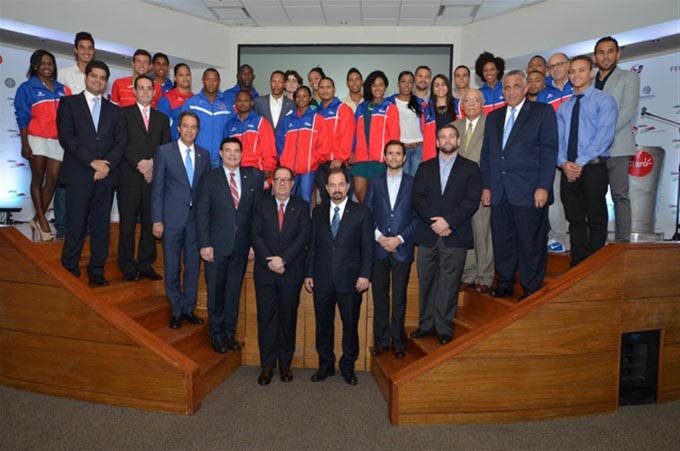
[352,70,400,202]
[157,63,194,141]
[284,69,302,101]
[475,51,507,114]
[14,49,71,241]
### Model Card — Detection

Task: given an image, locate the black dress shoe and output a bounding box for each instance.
[169,316,182,329]
[211,337,228,353]
[409,328,435,339]
[310,370,334,382]
[139,269,163,280]
[279,367,293,382]
[438,335,452,345]
[225,336,241,350]
[342,372,358,386]
[518,290,535,301]
[257,367,273,386]
[393,348,406,359]
[490,287,513,298]
[89,275,109,287]
[370,345,387,356]
[123,272,139,282]
[182,312,205,325]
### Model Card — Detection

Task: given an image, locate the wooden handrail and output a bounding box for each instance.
[0,226,199,376]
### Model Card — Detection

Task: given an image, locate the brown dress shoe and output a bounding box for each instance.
[258,368,273,386]
[474,284,491,294]
[279,367,293,382]
[370,345,387,356]
[459,281,474,292]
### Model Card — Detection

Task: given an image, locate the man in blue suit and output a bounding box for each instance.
[151,111,210,329]
[57,60,126,286]
[365,140,418,359]
[480,70,558,301]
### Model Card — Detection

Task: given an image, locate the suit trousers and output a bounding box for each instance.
[117,183,156,275]
[490,194,549,293]
[561,162,609,267]
[205,253,247,339]
[61,182,114,278]
[162,219,200,316]
[462,201,494,287]
[371,254,412,350]
[416,239,466,338]
[607,155,632,242]
[313,287,362,374]
[255,275,302,369]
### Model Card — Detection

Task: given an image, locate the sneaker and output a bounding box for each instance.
[547,239,565,253]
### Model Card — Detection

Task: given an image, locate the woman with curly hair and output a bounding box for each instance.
[475,51,507,114]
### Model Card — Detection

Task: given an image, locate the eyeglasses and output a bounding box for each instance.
[548,61,568,71]
[463,98,482,104]
[273,177,294,184]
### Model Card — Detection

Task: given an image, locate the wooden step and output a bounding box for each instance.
[454,294,511,330]
[370,346,425,401]
[118,294,168,319]
[152,321,206,346]
[405,326,470,356]
[547,252,571,277]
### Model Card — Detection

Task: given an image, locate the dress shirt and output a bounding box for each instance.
[594,67,616,91]
[329,197,349,225]
[504,98,526,129]
[58,65,86,94]
[275,196,290,212]
[395,98,423,143]
[556,85,618,167]
[374,170,405,243]
[438,153,457,193]
[83,90,102,116]
[178,139,196,170]
[223,166,241,196]
[137,102,151,121]
[466,116,480,136]
[269,95,284,129]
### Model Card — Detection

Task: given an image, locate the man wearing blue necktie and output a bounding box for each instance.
[480,70,558,301]
[151,111,210,329]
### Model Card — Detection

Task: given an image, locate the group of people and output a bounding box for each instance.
[14,29,638,386]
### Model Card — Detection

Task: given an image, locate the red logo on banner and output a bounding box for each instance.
[0,55,3,64]
[629,150,654,177]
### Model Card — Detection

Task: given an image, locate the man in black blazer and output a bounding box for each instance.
[251,166,310,385]
[480,70,558,301]
[305,168,373,386]
[118,75,171,281]
[253,70,295,134]
[151,111,210,329]
[365,140,418,359]
[411,125,481,344]
[196,137,264,354]
[57,61,126,286]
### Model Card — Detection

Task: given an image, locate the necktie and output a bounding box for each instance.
[464,121,474,150]
[230,172,240,208]
[142,107,149,131]
[331,206,340,239]
[92,96,100,132]
[278,202,285,231]
[567,95,584,162]
[185,148,193,186]
[502,107,516,149]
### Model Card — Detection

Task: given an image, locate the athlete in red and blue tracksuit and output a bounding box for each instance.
[15,75,71,142]
[480,81,506,115]
[536,84,564,112]
[157,88,194,141]
[181,89,232,167]
[354,99,400,165]
[545,79,573,112]
[223,110,277,184]
[315,96,355,202]
[223,84,259,111]
[276,107,328,205]
[387,94,437,168]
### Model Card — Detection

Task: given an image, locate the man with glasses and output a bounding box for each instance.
[251,166,310,385]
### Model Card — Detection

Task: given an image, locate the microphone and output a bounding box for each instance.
[641,107,647,116]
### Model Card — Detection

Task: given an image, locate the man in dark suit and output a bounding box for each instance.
[151,111,209,329]
[411,125,481,344]
[118,75,171,281]
[365,140,418,359]
[253,70,295,134]
[57,60,126,286]
[305,167,373,386]
[480,70,558,301]
[251,166,310,385]
[196,137,264,354]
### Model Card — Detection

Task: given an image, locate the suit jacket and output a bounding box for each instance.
[306,200,373,293]
[453,114,486,164]
[251,195,310,286]
[412,155,481,249]
[253,94,295,134]
[601,66,640,157]
[120,105,171,186]
[150,141,210,229]
[57,92,126,185]
[195,166,264,257]
[480,101,558,207]
[365,173,418,262]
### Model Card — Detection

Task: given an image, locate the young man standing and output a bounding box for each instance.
[111,49,162,108]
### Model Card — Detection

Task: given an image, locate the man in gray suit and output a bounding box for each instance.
[453,89,493,294]
[253,70,295,134]
[594,36,640,242]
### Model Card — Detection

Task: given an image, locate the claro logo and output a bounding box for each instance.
[628,150,654,177]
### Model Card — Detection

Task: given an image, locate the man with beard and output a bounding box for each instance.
[305,168,373,386]
[414,65,432,102]
[411,125,481,345]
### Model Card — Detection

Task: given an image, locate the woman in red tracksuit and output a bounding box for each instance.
[14,49,71,241]
[276,86,328,205]
[352,70,400,203]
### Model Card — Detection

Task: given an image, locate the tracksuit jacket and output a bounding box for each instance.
[480,82,507,115]
[276,107,328,175]
[157,88,194,141]
[14,76,71,139]
[181,89,232,162]
[354,99,400,164]
[223,110,277,173]
[316,97,355,164]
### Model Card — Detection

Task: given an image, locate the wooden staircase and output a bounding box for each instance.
[0,226,240,414]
